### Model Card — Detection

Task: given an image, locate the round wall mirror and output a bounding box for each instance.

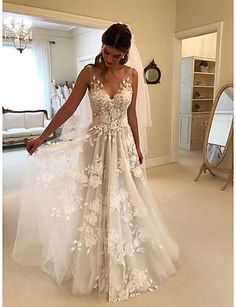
[145,68,159,82]
[144,60,161,84]
[204,85,233,166]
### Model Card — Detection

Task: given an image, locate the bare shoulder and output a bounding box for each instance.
[76,65,93,86]
[129,67,138,88]
[122,65,138,81]
[131,67,138,79]
[81,64,92,76]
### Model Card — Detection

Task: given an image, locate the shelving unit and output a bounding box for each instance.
[179,56,216,151]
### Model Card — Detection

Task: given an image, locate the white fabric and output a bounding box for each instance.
[4,113,25,130]
[44,118,51,127]
[29,127,45,135]
[2,115,6,131]
[12,65,180,302]
[4,128,32,137]
[3,131,11,138]
[25,112,44,128]
[63,85,70,100]
[51,80,57,96]
[31,41,52,119]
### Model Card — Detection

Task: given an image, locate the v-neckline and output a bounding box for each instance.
[91,68,132,100]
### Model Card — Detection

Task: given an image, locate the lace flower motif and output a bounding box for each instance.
[70,197,102,254]
[77,155,104,189]
[109,268,158,302]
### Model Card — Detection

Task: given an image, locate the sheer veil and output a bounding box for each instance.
[59,37,152,167]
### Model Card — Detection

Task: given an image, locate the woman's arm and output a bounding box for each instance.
[127,68,143,164]
[39,66,90,142]
[27,66,90,155]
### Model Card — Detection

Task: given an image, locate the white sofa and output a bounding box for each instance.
[2,108,55,146]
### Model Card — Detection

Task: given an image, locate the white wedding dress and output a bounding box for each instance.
[12,65,180,302]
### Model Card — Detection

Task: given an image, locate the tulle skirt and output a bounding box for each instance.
[12,123,181,302]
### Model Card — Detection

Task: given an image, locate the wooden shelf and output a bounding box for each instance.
[192,98,213,101]
[194,72,215,75]
[191,56,215,62]
[192,111,211,114]
[193,85,214,88]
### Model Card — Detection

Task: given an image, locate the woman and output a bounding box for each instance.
[12,23,180,302]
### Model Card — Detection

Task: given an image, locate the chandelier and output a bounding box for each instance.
[3,17,32,54]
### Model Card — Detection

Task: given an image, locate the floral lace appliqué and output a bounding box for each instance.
[109,268,159,302]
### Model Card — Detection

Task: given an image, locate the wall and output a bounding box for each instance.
[176,0,233,172]
[182,33,217,58]
[3,0,177,162]
[33,27,104,81]
[72,28,104,71]
[176,0,233,87]
[32,27,77,82]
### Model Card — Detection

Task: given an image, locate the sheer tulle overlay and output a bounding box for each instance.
[12,66,180,302]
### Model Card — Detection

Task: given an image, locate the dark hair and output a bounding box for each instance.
[92,23,132,67]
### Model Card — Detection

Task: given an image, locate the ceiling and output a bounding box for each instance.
[3,12,91,34]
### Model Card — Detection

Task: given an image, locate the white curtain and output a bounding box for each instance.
[31,40,52,118]
[1,43,52,118]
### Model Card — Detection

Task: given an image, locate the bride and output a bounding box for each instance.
[12,23,180,302]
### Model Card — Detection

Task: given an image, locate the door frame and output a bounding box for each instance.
[171,22,223,162]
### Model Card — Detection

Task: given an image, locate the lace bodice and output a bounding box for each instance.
[87,66,133,133]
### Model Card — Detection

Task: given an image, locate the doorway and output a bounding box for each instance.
[170,22,223,165]
[179,33,217,154]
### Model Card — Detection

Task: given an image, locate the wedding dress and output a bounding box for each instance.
[12,65,180,302]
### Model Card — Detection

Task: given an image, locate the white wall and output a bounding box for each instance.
[71,28,104,73]
[32,27,77,83]
[182,32,217,59]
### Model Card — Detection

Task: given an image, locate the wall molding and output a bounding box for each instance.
[3,3,115,28]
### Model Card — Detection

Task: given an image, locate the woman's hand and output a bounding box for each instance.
[136,147,144,164]
[26,136,44,155]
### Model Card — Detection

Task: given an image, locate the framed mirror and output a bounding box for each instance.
[205,86,233,166]
[195,84,233,190]
[144,60,161,84]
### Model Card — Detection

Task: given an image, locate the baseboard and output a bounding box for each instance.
[145,153,178,168]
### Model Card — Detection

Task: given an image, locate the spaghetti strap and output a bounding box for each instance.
[88,64,93,78]
[86,65,94,90]
[128,67,133,85]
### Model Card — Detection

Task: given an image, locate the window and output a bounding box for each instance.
[1,45,47,111]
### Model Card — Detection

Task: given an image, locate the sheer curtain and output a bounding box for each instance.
[1,41,52,118]
[31,40,52,118]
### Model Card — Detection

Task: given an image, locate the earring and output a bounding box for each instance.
[98,53,103,63]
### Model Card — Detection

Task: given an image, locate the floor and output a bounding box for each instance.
[3,147,233,307]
